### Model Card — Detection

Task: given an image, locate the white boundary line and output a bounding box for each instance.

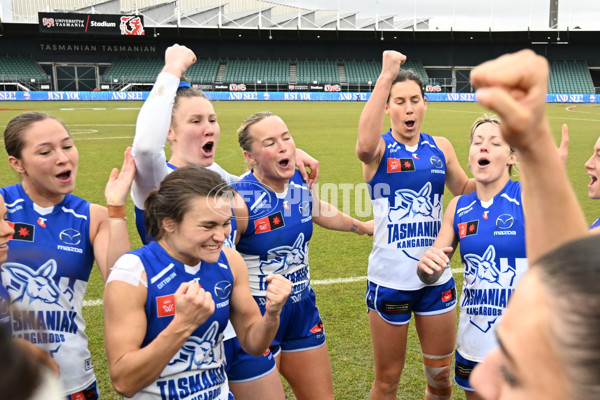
[75,136,133,141]
[82,268,465,307]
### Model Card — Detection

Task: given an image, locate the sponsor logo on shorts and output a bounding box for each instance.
[442,288,456,303]
[455,361,474,380]
[381,300,411,314]
[310,321,324,334]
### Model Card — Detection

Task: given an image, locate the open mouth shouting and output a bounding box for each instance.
[589,173,598,191]
[278,158,291,169]
[56,169,73,183]
[202,141,215,157]
[477,157,491,167]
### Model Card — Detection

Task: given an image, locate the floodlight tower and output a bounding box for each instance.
[549,0,558,29]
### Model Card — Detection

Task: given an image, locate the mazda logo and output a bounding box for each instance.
[214,280,232,300]
[496,214,514,230]
[59,228,81,245]
[299,201,311,217]
[430,155,443,169]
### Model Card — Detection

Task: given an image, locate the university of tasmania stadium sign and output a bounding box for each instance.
[39,12,145,35]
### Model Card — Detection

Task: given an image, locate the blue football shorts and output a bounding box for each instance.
[454,350,478,391]
[365,278,457,324]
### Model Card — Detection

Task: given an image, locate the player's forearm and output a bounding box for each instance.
[237,312,280,357]
[517,121,587,262]
[109,320,195,397]
[356,75,393,162]
[131,72,178,208]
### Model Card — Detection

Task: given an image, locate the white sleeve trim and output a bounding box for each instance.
[107,253,148,287]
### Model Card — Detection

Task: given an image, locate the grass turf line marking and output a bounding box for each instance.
[83,268,465,307]
[76,136,133,140]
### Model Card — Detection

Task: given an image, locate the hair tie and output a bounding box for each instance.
[178,80,191,90]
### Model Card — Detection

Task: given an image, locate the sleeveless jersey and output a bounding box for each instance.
[234,170,313,298]
[124,241,233,400]
[0,183,96,395]
[368,130,450,290]
[134,161,238,248]
[454,180,528,362]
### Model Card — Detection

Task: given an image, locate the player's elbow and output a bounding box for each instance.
[355,142,377,163]
[131,136,155,158]
[237,335,270,357]
[246,345,268,358]
[111,372,144,398]
[112,380,137,398]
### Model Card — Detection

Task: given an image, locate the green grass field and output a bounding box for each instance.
[0,99,598,399]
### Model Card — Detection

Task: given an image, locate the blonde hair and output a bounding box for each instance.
[236,111,276,153]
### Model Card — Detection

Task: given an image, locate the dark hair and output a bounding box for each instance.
[4,112,69,159]
[237,111,277,153]
[144,165,232,240]
[535,235,600,399]
[387,69,425,103]
[0,326,41,400]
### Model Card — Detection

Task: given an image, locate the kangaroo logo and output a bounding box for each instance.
[388,182,437,222]
[464,245,517,287]
[3,260,61,306]
[259,233,307,275]
[165,321,221,374]
[464,245,501,284]
[463,245,518,333]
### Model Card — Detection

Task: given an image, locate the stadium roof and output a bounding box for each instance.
[4,0,430,30]
[3,0,599,31]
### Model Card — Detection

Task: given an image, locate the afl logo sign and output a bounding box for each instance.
[59,228,81,245]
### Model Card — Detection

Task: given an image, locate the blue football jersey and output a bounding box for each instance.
[454,180,528,362]
[0,183,96,395]
[368,130,451,290]
[234,170,313,297]
[0,282,10,332]
[127,240,233,399]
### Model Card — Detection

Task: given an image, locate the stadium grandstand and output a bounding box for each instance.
[0,0,599,94]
